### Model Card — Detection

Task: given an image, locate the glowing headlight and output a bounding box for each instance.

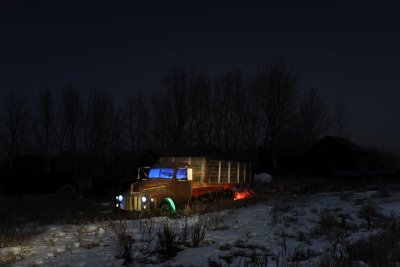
[141,196,147,203]
[118,195,123,201]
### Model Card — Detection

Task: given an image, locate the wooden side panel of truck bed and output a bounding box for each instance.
[159,157,251,184]
[208,160,251,184]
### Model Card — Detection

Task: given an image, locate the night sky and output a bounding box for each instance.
[1,1,400,153]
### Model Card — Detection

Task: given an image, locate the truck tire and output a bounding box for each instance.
[160,198,176,215]
[160,202,171,212]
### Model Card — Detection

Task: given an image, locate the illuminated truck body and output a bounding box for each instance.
[116,156,252,212]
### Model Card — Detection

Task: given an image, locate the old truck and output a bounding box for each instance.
[115,156,253,213]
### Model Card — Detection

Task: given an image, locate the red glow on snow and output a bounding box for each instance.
[234,188,254,201]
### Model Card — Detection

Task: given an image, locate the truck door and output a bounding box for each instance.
[173,168,192,202]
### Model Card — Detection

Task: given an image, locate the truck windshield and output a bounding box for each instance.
[148,168,174,179]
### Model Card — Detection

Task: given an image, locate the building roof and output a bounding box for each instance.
[321,136,365,153]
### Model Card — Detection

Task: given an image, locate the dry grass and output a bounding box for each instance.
[0,250,20,267]
[0,227,41,249]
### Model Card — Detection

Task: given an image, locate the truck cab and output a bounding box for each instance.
[116,164,193,213]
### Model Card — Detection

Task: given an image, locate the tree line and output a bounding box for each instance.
[0,58,349,175]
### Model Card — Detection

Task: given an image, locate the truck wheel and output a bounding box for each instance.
[160,202,172,215]
[160,197,177,215]
[160,202,171,212]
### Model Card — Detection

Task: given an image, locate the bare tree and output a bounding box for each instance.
[56,86,84,153]
[242,85,263,152]
[84,87,119,159]
[35,88,55,173]
[110,108,123,158]
[213,70,246,150]
[0,94,31,168]
[124,89,149,151]
[251,58,298,174]
[152,66,192,153]
[296,88,329,149]
[187,71,213,146]
[333,96,349,137]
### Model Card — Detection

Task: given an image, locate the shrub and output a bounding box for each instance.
[218,242,232,251]
[191,217,207,247]
[290,247,315,262]
[109,219,134,264]
[208,257,225,267]
[313,209,347,240]
[244,251,269,267]
[178,217,189,244]
[347,228,400,266]
[139,217,156,253]
[155,221,180,258]
[358,203,386,220]
[189,200,207,215]
[296,231,307,242]
[208,213,229,230]
[319,217,400,266]
[318,210,340,232]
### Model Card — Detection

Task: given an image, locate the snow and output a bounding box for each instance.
[2,191,400,266]
[253,173,273,183]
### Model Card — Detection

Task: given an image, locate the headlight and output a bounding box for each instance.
[118,195,123,201]
[141,196,147,203]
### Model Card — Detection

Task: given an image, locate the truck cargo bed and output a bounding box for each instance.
[158,157,251,184]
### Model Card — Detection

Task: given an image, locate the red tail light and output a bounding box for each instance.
[234,188,255,200]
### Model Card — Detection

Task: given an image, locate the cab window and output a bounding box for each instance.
[176,168,187,180]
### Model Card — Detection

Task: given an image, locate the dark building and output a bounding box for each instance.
[305,136,369,177]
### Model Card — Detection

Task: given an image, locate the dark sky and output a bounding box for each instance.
[1,0,400,153]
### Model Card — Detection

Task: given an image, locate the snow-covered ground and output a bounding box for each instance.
[2,190,400,266]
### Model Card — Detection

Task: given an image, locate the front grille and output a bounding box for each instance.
[134,195,142,211]
[127,194,142,211]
